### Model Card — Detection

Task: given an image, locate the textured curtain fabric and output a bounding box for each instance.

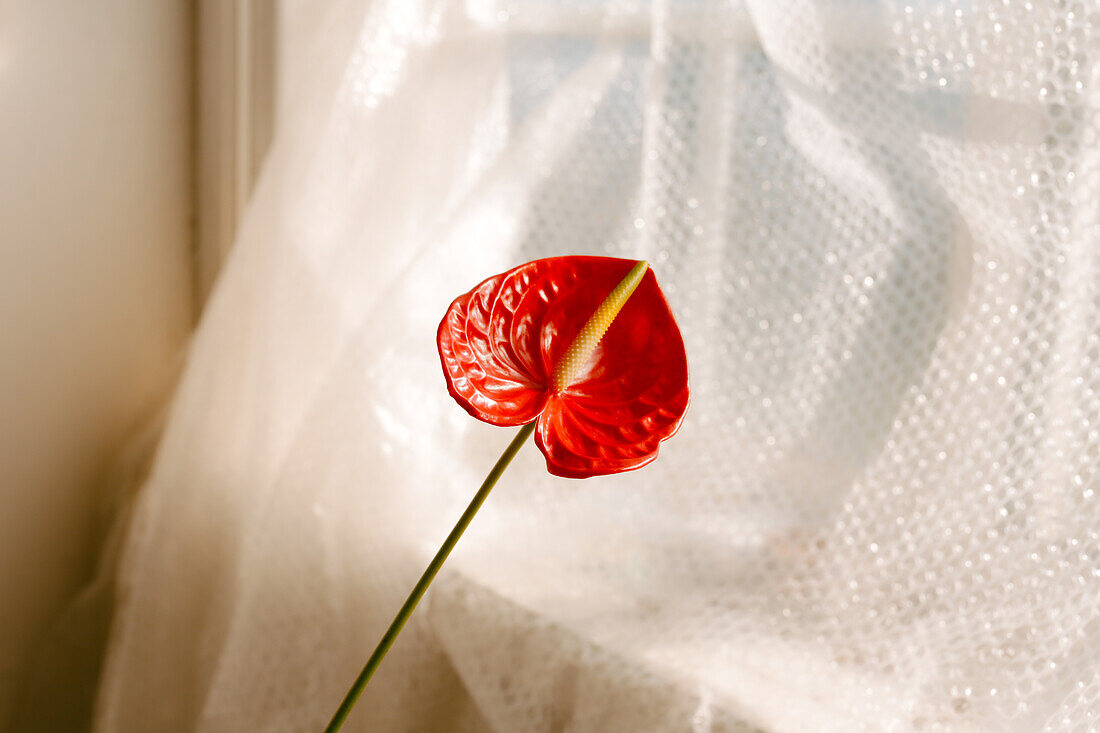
[84,0,1100,730]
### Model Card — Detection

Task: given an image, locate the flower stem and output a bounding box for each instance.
[323,420,537,732]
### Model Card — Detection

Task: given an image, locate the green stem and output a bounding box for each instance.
[323,421,536,732]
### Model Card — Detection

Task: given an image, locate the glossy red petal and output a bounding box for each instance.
[438,256,689,476]
[533,261,688,477]
[437,271,548,425]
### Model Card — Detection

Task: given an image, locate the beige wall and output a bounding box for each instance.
[0,0,193,726]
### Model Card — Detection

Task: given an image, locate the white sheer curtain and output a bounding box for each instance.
[69,0,1100,730]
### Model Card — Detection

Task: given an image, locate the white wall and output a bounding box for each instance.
[0,1,193,727]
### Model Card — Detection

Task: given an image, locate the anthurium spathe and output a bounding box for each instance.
[438,256,689,478]
[324,256,688,732]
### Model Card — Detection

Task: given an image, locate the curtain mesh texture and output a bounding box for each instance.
[92,1,1100,731]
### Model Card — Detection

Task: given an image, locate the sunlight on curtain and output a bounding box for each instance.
[86,0,1100,730]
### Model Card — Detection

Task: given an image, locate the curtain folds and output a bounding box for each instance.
[33,0,1100,730]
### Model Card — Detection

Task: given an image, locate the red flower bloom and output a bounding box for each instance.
[437,256,689,478]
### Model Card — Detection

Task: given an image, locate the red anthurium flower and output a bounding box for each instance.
[438,256,689,478]
[326,257,689,731]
